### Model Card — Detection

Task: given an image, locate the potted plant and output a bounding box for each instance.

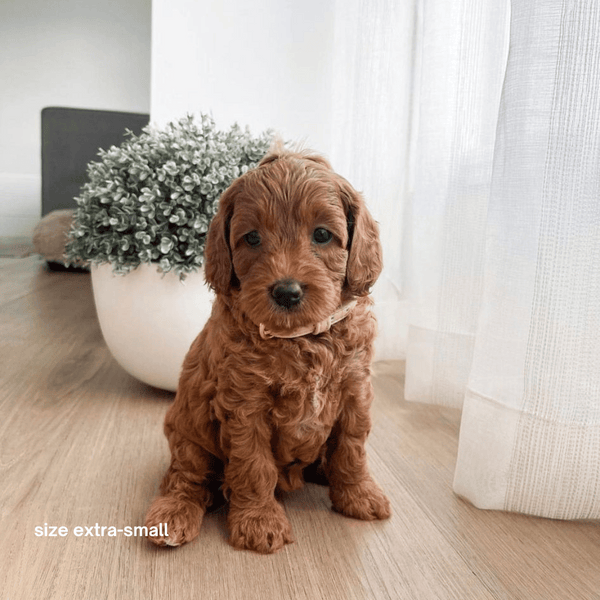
[65,114,274,391]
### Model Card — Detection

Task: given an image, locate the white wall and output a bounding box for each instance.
[0,0,151,237]
[151,0,336,154]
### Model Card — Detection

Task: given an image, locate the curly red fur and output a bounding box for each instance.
[145,150,390,553]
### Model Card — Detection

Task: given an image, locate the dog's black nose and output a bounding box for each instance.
[271,279,304,309]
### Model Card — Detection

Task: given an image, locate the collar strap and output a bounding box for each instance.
[259,299,358,340]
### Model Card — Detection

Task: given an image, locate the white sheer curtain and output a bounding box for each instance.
[328,0,414,361]
[403,0,600,519]
[151,0,600,519]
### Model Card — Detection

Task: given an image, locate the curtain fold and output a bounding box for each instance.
[404,0,510,407]
[329,0,415,361]
[405,0,600,519]
[454,0,600,519]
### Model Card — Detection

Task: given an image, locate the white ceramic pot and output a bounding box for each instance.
[91,263,214,391]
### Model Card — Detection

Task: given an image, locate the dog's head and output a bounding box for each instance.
[204,150,382,332]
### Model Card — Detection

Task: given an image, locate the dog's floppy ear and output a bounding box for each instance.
[338,178,383,296]
[204,183,239,295]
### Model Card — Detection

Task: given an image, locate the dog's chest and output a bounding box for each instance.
[268,355,342,463]
[271,370,331,422]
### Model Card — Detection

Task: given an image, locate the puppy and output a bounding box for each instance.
[145,149,390,553]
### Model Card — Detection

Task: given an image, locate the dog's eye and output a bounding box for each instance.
[243,230,261,248]
[312,228,333,245]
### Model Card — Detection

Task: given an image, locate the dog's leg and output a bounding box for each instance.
[224,412,294,553]
[145,434,215,547]
[326,382,391,521]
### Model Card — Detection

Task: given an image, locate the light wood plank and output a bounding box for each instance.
[371,361,600,600]
[1,256,598,600]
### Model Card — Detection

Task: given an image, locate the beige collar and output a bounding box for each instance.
[259,299,358,340]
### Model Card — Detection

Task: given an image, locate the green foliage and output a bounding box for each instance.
[65,114,274,279]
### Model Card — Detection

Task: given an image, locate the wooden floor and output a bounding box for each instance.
[1,255,599,600]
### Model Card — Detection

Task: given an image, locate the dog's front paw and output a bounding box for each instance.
[228,502,294,554]
[145,495,204,547]
[330,479,391,521]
